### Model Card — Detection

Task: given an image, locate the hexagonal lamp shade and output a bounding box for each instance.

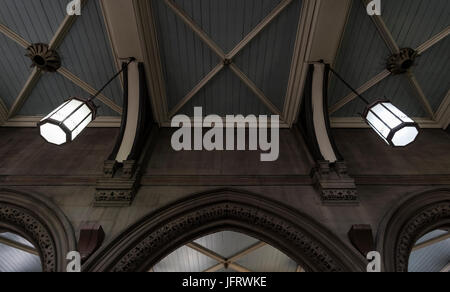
[363,100,419,147]
[38,97,97,146]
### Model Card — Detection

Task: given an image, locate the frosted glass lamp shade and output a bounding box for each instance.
[38,97,97,145]
[363,99,419,147]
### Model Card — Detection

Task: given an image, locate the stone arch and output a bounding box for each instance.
[376,188,450,272]
[0,188,77,272]
[84,189,364,272]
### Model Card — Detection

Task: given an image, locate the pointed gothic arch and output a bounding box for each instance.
[376,189,450,272]
[84,189,365,272]
[0,188,77,272]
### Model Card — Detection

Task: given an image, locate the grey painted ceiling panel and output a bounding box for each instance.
[236,244,298,272]
[333,74,427,117]
[328,1,390,109]
[382,0,450,49]
[414,36,450,111]
[154,0,221,112]
[57,0,123,110]
[153,231,299,272]
[0,0,66,44]
[174,0,283,53]
[153,246,218,272]
[0,33,32,109]
[20,71,118,117]
[194,231,260,259]
[0,233,42,273]
[155,0,301,116]
[409,230,450,272]
[234,0,302,111]
[179,69,272,116]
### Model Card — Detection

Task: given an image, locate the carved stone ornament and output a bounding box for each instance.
[83,190,365,272]
[378,189,450,272]
[25,43,61,72]
[311,161,359,204]
[0,189,77,272]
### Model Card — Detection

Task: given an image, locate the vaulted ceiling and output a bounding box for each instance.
[0,0,449,129]
[329,0,450,128]
[0,0,122,126]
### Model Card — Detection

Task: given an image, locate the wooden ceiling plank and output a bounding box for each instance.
[58,67,123,114]
[0,23,30,48]
[227,0,294,59]
[187,242,226,263]
[417,26,450,55]
[169,63,225,118]
[230,64,282,116]
[361,0,399,54]
[0,235,39,256]
[164,0,225,59]
[329,69,391,114]
[7,68,42,119]
[406,71,436,120]
[412,233,450,252]
[228,242,266,263]
[204,263,225,273]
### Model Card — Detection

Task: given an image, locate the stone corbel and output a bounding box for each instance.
[94,62,155,207]
[299,63,358,204]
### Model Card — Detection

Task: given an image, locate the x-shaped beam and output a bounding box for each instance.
[186,241,267,273]
[165,0,293,118]
[330,0,450,119]
[0,0,122,119]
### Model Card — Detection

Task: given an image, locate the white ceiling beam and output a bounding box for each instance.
[7,68,42,119]
[330,117,441,129]
[0,23,30,48]
[58,67,122,114]
[362,0,399,54]
[228,263,251,273]
[169,63,225,118]
[204,263,225,273]
[436,90,450,129]
[226,0,294,59]
[228,242,266,263]
[187,242,226,263]
[329,69,391,114]
[193,241,266,273]
[0,235,39,256]
[164,0,225,58]
[229,64,282,116]
[406,71,436,120]
[330,7,448,117]
[6,1,87,119]
[416,26,450,54]
[412,233,450,252]
[164,0,287,119]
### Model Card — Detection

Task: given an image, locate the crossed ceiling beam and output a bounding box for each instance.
[330,0,450,122]
[0,0,122,120]
[165,0,291,119]
[412,232,450,252]
[186,241,267,273]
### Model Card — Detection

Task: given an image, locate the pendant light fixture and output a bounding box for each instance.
[38,58,135,146]
[328,66,419,147]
